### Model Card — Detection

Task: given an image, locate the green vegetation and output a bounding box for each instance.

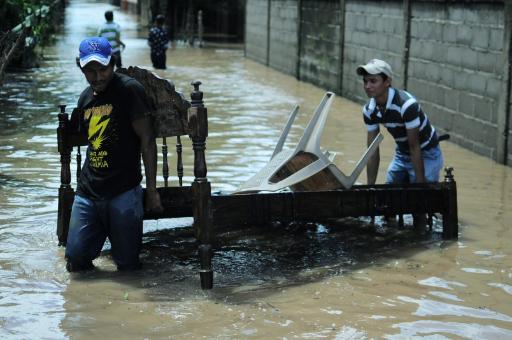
[1,0,61,43]
[0,0,63,75]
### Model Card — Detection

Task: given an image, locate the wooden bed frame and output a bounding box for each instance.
[56,68,458,289]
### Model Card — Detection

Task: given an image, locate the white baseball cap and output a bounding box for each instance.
[356,59,392,78]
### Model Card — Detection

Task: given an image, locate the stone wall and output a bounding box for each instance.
[269,0,299,75]
[299,0,341,90]
[245,0,269,64]
[244,0,512,165]
[342,1,405,103]
[407,1,504,159]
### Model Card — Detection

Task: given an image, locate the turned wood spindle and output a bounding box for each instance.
[176,135,183,186]
[162,137,169,187]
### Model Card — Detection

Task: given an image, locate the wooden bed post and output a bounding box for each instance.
[189,81,213,289]
[57,105,73,246]
[442,167,458,239]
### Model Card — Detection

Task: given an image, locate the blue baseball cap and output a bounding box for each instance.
[78,37,112,67]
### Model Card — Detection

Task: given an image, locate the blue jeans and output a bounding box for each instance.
[65,185,144,270]
[386,145,443,184]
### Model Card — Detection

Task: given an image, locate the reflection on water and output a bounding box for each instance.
[1,0,512,338]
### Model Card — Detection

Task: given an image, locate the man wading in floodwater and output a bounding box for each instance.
[65,37,163,271]
[357,59,444,227]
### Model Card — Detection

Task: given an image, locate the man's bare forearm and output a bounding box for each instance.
[409,145,425,183]
[141,139,158,191]
[367,130,380,185]
[406,128,425,183]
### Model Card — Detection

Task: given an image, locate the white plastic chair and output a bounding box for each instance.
[235,92,383,193]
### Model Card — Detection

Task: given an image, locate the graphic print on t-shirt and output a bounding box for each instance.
[84,104,113,168]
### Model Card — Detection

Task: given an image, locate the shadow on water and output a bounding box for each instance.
[68,218,452,303]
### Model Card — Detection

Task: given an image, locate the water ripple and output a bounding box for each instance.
[397,295,512,322]
[388,320,512,339]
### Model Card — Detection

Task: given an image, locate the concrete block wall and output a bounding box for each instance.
[342,1,404,103]
[245,0,512,164]
[299,0,341,91]
[245,0,269,64]
[269,0,299,75]
[509,98,512,164]
[407,1,504,159]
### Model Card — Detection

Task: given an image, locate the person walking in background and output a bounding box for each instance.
[148,14,169,69]
[98,10,125,68]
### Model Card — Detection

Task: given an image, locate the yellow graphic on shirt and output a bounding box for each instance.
[84,104,113,168]
[89,117,110,150]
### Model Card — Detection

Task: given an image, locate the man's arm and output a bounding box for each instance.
[132,116,163,213]
[406,127,425,183]
[366,129,380,185]
[116,28,126,50]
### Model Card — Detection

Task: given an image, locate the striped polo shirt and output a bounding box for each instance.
[363,87,438,153]
[97,22,121,52]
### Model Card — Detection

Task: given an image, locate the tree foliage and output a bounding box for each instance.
[1,0,55,32]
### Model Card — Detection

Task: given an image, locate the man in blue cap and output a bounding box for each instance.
[65,37,162,271]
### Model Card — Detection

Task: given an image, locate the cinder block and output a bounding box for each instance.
[422,61,440,82]
[489,28,504,52]
[474,96,493,122]
[443,25,457,43]
[440,87,457,112]
[456,25,472,45]
[387,36,402,52]
[473,27,490,49]
[466,72,487,96]
[463,7,480,23]
[440,66,455,85]
[408,78,428,100]
[459,92,476,116]
[486,77,502,100]
[476,51,499,75]
[424,41,438,61]
[409,40,423,58]
[447,5,465,22]
[430,106,455,131]
[392,17,403,35]
[461,49,478,70]
[444,45,457,65]
[429,83,446,107]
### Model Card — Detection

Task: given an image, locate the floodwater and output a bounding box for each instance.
[1,0,511,338]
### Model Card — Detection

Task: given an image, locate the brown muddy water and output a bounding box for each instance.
[1,1,511,339]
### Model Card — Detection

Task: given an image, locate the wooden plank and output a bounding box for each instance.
[212,184,448,227]
[144,186,193,219]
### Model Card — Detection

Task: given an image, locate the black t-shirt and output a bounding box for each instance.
[76,73,150,199]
